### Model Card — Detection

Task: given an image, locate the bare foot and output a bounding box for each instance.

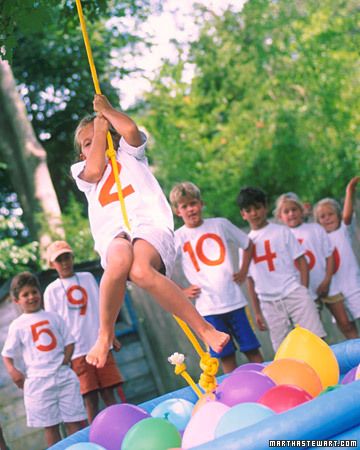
[202,327,230,354]
[86,337,111,368]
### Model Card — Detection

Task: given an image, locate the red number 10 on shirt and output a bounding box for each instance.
[183,233,225,272]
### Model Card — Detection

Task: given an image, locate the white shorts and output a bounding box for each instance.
[261,285,326,352]
[24,366,86,427]
[344,290,360,320]
[101,225,175,278]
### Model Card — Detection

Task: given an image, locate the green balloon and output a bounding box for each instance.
[122,417,181,450]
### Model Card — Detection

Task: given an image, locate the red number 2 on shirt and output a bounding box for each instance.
[253,240,276,271]
[31,320,57,352]
[99,162,135,207]
[67,285,88,316]
[183,233,226,272]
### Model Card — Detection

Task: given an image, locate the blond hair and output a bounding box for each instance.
[313,198,342,222]
[169,182,201,209]
[274,192,304,219]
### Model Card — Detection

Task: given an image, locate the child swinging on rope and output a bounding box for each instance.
[71,94,230,368]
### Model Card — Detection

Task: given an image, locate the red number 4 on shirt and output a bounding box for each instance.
[253,240,277,271]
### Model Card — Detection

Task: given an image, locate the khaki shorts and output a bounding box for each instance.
[321,293,345,305]
[71,352,124,395]
[261,285,326,352]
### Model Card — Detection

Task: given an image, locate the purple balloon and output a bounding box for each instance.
[89,404,149,450]
[341,367,357,385]
[233,363,265,374]
[216,370,276,407]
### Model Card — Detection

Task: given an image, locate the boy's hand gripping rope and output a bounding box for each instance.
[75,0,219,388]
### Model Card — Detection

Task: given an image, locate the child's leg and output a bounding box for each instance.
[326,302,359,339]
[64,420,85,437]
[83,391,100,423]
[0,425,8,450]
[129,239,229,353]
[87,237,133,368]
[44,425,62,447]
[100,387,117,406]
[244,348,264,363]
[220,354,237,374]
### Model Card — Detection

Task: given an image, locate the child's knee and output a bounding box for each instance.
[129,263,153,288]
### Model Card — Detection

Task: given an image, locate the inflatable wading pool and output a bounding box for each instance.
[49,330,360,450]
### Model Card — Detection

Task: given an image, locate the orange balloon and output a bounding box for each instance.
[192,392,216,416]
[263,358,322,397]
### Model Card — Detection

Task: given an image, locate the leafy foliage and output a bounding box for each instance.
[142,0,360,225]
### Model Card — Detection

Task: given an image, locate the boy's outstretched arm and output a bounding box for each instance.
[93,94,142,147]
[343,176,360,225]
[296,254,309,288]
[233,240,254,284]
[247,277,267,331]
[2,356,25,389]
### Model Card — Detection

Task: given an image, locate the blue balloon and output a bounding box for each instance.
[215,402,275,438]
[66,443,106,450]
[151,398,194,431]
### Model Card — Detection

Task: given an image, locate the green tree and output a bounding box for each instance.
[142,0,360,224]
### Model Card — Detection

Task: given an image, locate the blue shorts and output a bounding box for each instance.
[204,307,260,358]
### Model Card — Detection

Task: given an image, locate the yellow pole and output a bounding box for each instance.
[75,0,130,231]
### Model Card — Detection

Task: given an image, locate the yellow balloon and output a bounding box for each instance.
[274,326,339,389]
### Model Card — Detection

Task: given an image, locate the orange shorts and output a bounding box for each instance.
[71,352,124,395]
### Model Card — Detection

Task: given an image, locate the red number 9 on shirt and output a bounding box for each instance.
[67,285,88,316]
[183,233,226,272]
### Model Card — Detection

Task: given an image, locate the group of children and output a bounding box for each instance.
[2,95,359,447]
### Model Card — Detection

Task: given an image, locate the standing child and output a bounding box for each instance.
[237,187,326,352]
[275,192,358,339]
[169,182,263,373]
[314,177,360,328]
[1,272,86,447]
[44,240,124,423]
[70,94,229,368]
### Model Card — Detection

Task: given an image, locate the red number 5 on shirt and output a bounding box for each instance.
[31,320,57,352]
[183,233,226,272]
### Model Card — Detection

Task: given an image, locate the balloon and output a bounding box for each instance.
[258,384,313,413]
[340,363,360,385]
[182,401,230,448]
[151,398,194,431]
[215,402,275,438]
[89,403,149,450]
[233,363,265,374]
[122,417,181,450]
[274,326,339,389]
[192,392,217,416]
[66,444,106,450]
[216,370,276,406]
[263,358,322,397]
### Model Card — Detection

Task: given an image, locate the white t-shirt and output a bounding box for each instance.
[329,222,360,298]
[290,222,335,299]
[71,133,174,261]
[175,218,250,315]
[248,223,304,302]
[1,310,74,378]
[44,272,100,359]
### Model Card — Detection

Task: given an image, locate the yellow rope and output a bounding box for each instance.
[74,1,219,389]
[75,0,130,231]
[173,362,203,399]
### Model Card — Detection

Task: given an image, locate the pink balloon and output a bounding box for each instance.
[181,401,229,448]
[216,370,276,406]
[258,384,313,413]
